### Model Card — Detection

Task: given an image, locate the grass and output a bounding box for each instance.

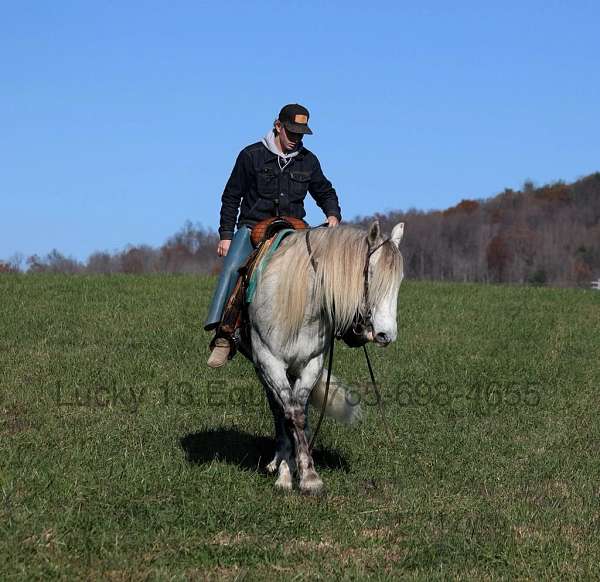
[1,274,600,580]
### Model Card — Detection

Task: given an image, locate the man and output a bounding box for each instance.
[205,103,342,367]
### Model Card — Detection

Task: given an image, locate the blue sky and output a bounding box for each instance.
[2,1,599,261]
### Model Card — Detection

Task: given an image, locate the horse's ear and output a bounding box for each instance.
[391,222,404,247]
[367,220,381,245]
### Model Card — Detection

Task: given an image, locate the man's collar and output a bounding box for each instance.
[262,143,305,163]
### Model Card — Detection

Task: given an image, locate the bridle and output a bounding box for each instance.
[344,237,392,346]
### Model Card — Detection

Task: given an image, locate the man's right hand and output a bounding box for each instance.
[217,240,231,257]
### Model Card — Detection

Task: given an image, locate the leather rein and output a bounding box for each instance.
[305,228,395,450]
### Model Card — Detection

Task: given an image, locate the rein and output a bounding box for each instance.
[305,228,395,451]
[308,309,335,452]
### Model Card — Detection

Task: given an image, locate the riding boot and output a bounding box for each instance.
[207,337,231,368]
[206,269,246,367]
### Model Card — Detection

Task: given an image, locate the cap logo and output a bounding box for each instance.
[294,114,308,124]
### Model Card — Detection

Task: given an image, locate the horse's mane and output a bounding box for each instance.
[261,225,403,342]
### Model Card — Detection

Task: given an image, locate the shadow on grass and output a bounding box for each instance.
[180,427,350,473]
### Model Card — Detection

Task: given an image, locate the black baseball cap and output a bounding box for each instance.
[278,103,313,135]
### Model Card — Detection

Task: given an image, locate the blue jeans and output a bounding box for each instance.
[204,227,254,331]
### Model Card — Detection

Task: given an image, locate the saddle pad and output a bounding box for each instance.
[246,228,295,304]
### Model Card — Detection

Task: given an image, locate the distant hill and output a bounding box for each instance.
[356,172,600,287]
[3,173,599,287]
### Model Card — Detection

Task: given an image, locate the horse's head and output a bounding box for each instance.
[271,220,404,346]
[363,220,404,347]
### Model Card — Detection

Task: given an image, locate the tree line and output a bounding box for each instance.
[0,222,220,276]
[2,172,599,287]
[356,172,600,287]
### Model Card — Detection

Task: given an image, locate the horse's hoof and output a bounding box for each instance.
[274,476,293,491]
[274,460,293,491]
[299,472,325,496]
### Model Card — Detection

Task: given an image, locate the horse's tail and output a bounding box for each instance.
[309,370,362,424]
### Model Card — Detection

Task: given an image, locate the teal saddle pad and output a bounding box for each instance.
[245,228,295,304]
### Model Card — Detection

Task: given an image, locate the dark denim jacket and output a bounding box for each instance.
[218,141,342,240]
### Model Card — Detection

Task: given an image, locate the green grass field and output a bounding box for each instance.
[1,274,600,580]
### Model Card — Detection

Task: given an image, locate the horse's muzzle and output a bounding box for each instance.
[372,332,392,347]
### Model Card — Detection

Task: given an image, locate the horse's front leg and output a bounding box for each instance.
[252,335,295,491]
[263,383,294,481]
[288,356,325,495]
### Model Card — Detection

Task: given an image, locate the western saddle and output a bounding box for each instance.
[211,216,308,358]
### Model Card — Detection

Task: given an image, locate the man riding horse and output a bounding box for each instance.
[204,104,342,367]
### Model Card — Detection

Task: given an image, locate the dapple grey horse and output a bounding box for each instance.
[240,220,405,494]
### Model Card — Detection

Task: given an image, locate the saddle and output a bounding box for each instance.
[212,216,308,356]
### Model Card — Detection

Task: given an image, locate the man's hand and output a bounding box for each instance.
[217,240,231,257]
[327,216,340,227]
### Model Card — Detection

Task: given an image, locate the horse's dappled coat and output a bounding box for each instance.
[244,221,404,494]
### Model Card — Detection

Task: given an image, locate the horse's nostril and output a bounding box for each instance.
[375,332,390,344]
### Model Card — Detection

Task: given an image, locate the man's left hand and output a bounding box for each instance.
[327,216,340,227]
